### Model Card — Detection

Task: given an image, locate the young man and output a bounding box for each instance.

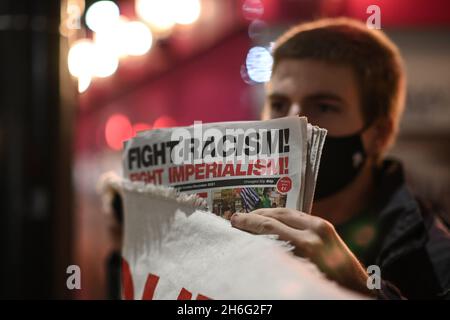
[231,18,450,299]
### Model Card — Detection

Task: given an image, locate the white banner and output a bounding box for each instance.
[111,178,362,300]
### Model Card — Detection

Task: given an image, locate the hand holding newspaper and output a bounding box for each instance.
[101,116,363,299]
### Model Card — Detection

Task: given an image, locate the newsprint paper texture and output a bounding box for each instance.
[101,175,362,300]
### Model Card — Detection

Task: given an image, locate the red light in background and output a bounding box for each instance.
[105,113,133,151]
[153,116,177,129]
[132,122,152,136]
[242,0,264,20]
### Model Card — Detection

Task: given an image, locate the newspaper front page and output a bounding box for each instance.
[123,116,326,214]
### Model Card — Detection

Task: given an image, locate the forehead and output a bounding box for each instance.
[269,59,360,101]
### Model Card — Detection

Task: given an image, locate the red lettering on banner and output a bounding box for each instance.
[177,288,193,300]
[121,257,212,300]
[121,259,134,300]
[141,274,160,300]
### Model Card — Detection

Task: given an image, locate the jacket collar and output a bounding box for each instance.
[373,159,428,266]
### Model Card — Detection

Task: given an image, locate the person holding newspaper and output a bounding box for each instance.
[231,18,450,299]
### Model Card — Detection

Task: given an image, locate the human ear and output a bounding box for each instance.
[362,117,394,158]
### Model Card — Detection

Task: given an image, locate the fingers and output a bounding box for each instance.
[250,208,315,231]
[251,208,336,243]
[230,212,301,243]
[231,212,319,258]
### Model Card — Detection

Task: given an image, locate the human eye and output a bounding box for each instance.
[316,102,340,114]
[301,101,342,126]
[268,98,290,116]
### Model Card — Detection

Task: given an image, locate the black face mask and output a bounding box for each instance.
[314,130,367,200]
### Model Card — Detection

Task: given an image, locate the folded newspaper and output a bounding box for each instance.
[123,116,327,214]
[105,117,364,299]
